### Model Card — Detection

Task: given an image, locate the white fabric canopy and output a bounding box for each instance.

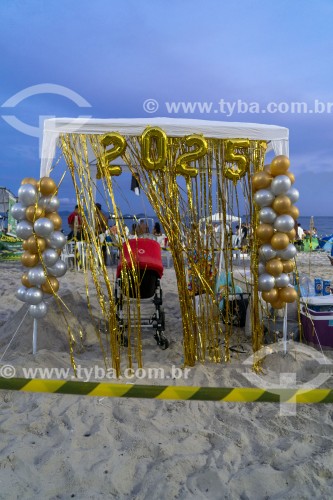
[40,117,289,177]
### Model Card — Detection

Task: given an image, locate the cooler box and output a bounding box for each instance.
[300,295,333,348]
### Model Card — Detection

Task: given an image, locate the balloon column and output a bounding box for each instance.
[11,177,67,318]
[253,156,299,309]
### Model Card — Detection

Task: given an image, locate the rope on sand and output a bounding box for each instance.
[1,377,333,403]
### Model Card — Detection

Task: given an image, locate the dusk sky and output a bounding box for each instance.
[1,0,333,216]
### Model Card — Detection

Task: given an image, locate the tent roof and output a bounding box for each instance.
[40,117,289,177]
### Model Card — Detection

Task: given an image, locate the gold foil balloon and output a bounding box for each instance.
[270,155,290,176]
[22,177,38,188]
[271,232,290,250]
[265,258,283,277]
[41,276,59,294]
[25,205,44,222]
[99,132,127,177]
[285,171,295,184]
[46,212,62,230]
[141,126,167,171]
[272,195,292,214]
[21,252,39,267]
[252,171,272,192]
[224,139,250,181]
[279,287,298,303]
[282,260,295,273]
[175,135,208,177]
[21,273,34,288]
[39,177,58,196]
[262,288,279,304]
[25,236,47,254]
[287,228,296,241]
[256,223,274,242]
[286,205,300,220]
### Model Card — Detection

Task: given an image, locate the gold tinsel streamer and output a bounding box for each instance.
[58,132,268,371]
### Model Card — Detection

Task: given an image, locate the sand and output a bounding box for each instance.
[0,253,333,499]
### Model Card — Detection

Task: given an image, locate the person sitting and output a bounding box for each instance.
[137,219,149,236]
[153,222,162,236]
[67,205,82,240]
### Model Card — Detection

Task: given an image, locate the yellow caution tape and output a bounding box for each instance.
[1,377,333,403]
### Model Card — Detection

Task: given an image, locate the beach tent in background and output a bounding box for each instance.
[322,235,333,253]
[40,117,289,177]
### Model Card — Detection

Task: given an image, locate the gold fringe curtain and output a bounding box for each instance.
[59,132,267,371]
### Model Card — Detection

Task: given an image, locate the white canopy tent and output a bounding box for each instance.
[40,117,289,177]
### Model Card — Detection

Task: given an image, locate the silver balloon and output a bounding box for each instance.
[29,301,48,319]
[28,265,46,286]
[276,243,297,260]
[39,195,60,213]
[18,184,37,207]
[285,187,300,204]
[41,248,59,266]
[47,231,67,250]
[258,262,266,275]
[11,202,27,221]
[259,244,277,262]
[34,217,54,238]
[270,175,291,196]
[25,287,43,305]
[16,220,34,239]
[258,273,275,292]
[273,214,295,233]
[253,189,275,208]
[47,259,67,277]
[16,286,28,302]
[259,207,277,224]
[275,273,290,288]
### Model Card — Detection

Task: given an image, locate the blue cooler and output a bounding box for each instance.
[300,295,333,348]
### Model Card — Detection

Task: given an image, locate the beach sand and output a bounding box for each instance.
[1,254,333,499]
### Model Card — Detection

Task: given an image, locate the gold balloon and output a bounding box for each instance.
[279,287,298,303]
[141,126,167,171]
[285,171,295,184]
[264,164,272,175]
[21,252,39,267]
[282,260,295,273]
[271,232,290,250]
[22,177,38,188]
[287,228,296,241]
[224,139,250,181]
[262,288,279,304]
[99,132,127,177]
[22,240,29,251]
[38,177,58,196]
[21,273,34,288]
[175,135,208,177]
[272,195,292,214]
[25,235,47,254]
[41,277,59,294]
[25,205,44,222]
[265,258,283,277]
[270,299,286,310]
[252,171,272,192]
[270,155,290,176]
[286,205,300,220]
[46,212,62,230]
[256,223,274,242]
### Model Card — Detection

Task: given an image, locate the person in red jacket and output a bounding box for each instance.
[67,205,82,240]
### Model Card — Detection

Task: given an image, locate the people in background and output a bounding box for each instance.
[95,203,108,264]
[67,205,82,240]
[153,222,162,236]
[137,219,149,235]
[296,222,305,251]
